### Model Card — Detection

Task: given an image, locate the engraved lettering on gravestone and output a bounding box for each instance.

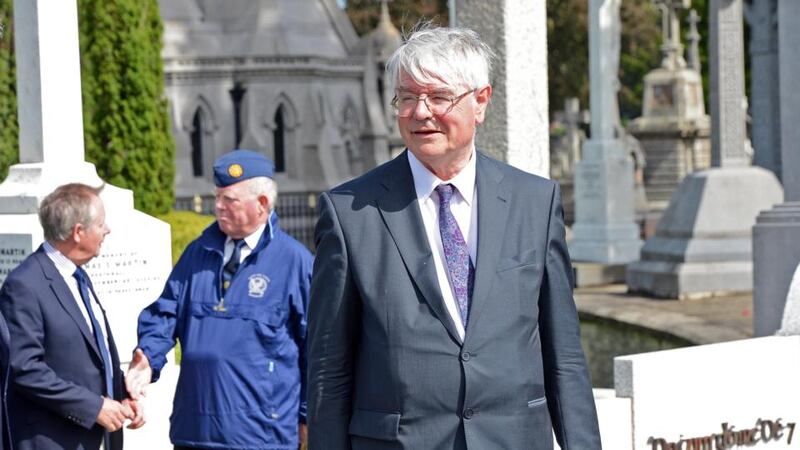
[578,166,602,199]
[84,250,162,296]
[0,235,32,282]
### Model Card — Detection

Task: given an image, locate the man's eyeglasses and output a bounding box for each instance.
[391,89,476,118]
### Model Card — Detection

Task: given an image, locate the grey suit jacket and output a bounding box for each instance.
[308,151,601,450]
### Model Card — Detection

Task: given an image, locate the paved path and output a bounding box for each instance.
[575,284,753,345]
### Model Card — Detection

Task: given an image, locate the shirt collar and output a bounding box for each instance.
[43,241,78,278]
[226,222,266,250]
[407,149,476,205]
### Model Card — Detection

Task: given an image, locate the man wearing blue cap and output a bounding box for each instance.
[127,150,313,449]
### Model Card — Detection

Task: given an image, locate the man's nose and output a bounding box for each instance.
[412,97,433,120]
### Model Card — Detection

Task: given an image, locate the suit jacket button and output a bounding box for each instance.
[463,408,474,419]
[460,352,471,362]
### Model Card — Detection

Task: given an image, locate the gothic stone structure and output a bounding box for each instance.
[159,0,399,200]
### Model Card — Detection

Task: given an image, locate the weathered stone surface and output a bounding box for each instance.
[627,167,782,298]
[752,0,800,336]
[570,0,641,264]
[455,0,549,177]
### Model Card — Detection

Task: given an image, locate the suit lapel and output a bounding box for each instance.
[35,249,103,360]
[464,154,510,341]
[376,154,462,343]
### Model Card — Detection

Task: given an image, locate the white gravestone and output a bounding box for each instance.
[605,337,800,449]
[3,0,174,446]
[570,0,642,264]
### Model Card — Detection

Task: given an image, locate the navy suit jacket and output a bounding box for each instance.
[308,152,601,449]
[0,311,10,450]
[0,246,124,450]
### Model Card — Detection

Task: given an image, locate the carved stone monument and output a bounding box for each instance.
[753,0,800,336]
[570,0,642,265]
[2,0,173,445]
[455,0,549,177]
[550,98,589,225]
[628,0,711,211]
[627,0,783,299]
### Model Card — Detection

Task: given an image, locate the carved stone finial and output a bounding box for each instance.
[652,0,690,70]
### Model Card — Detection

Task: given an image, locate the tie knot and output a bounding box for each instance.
[73,267,88,284]
[435,183,456,204]
[233,239,246,250]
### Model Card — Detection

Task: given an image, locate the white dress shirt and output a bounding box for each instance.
[43,241,111,351]
[223,222,268,266]
[408,150,478,341]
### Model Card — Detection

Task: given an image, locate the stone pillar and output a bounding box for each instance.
[627,0,783,299]
[746,0,781,178]
[0,1,173,445]
[753,0,800,336]
[569,0,641,264]
[455,0,549,178]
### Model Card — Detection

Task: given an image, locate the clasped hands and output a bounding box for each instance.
[95,348,152,432]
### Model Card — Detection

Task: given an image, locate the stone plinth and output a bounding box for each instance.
[627,167,782,299]
[571,139,642,264]
[629,67,711,210]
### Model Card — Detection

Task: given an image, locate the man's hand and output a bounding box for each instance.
[96,397,135,432]
[122,398,146,429]
[299,423,308,446]
[126,348,152,400]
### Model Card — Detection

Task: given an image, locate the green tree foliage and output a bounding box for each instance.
[0,0,17,179]
[346,0,448,36]
[78,0,175,215]
[547,0,589,118]
[548,0,662,122]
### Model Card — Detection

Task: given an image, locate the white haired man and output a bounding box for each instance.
[307,26,601,449]
[127,150,312,449]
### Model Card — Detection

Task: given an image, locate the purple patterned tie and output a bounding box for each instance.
[436,183,474,328]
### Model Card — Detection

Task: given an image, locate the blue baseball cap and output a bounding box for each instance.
[213,150,275,187]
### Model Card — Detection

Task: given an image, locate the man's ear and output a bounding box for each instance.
[258,194,270,215]
[71,223,84,243]
[474,85,492,124]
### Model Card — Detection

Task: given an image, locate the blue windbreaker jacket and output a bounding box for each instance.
[137,213,312,449]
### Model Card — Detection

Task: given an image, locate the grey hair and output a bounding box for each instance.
[39,183,103,242]
[245,176,278,212]
[385,23,495,93]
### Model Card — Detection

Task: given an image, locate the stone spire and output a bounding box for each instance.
[369,0,401,63]
[687,9,701,72]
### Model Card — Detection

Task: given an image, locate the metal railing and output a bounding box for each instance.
[174,191,321,252]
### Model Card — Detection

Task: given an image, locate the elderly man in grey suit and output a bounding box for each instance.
[307,26,601,450]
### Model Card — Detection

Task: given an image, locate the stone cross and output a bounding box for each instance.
[687,9,701,72]
[563,98,587,164]
[709,0,749,167]
[14,0,86,166]
[589,0,622,142]
[653,0,690,69]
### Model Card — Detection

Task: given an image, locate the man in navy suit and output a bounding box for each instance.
[0,183,143,450]
[308,26,601,449]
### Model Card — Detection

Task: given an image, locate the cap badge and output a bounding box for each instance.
[228,163,244,178]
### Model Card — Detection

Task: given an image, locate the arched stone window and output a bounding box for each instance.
[273,105,286,173]
[190,108,205,177]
